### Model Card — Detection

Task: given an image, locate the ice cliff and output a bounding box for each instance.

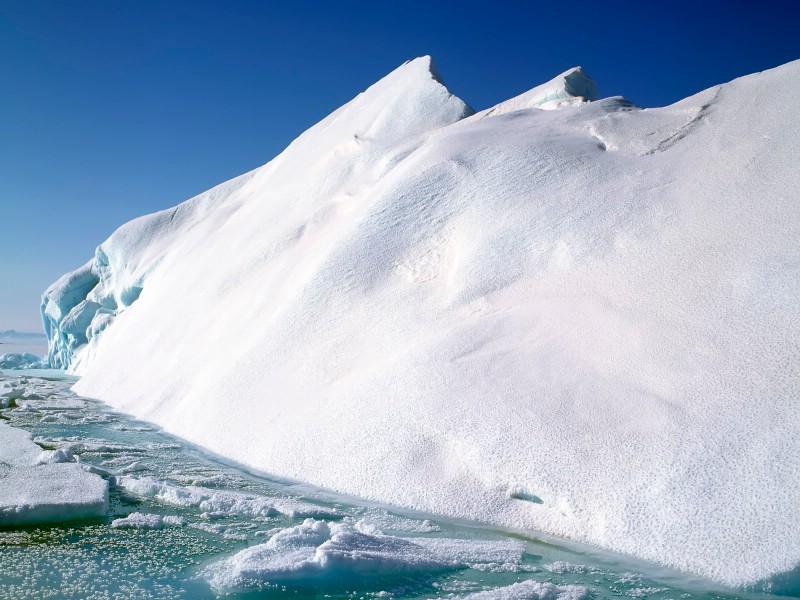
[41,56,800,587]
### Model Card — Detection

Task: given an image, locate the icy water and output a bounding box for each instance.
[0,370,794,600]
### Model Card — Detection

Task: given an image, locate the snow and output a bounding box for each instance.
[0,390,108,525]
[42,56,800,586]
[203,517,525,592]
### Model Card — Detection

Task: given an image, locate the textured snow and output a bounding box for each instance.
[44,56,800,585]
[0,394,108,525]
[203,517,525,592]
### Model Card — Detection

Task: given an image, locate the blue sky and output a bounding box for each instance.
[1,0,798,332]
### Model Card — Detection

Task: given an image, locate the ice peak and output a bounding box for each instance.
[413,55,445,86]
[382,55,450,93]
[284,55,472,156]
[559,66,599,102]
[477,65,599,117]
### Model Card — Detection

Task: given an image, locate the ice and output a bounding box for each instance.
[110,512,186,528]
[203,518,524,592]
[117,475,340,520]
[36,447,76,464]
[40,56,800,585]
[474,66,598,116]
[0,352,44,369]
[356,509,441,533]
[0,330,48,357]
[0,422,108,525]
[460,580,591,600]
[0,381,25,407]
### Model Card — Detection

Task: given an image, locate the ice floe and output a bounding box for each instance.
[117,475,340,520]
[203,517,525,592]
[459,579,591,600]
[0,421,107,525]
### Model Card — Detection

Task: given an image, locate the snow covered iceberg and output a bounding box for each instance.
[42,56,800,587]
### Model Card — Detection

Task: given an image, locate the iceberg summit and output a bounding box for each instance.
[41,56,800,587]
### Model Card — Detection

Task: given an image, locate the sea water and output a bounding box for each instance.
[0,370,793,599]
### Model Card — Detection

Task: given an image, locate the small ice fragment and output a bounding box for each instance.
[37,448,76,464]
[461,579,592,599]
[111,512,185,528]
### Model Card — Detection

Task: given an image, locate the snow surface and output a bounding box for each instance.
[0,381,108,525]
[43,56,800,585]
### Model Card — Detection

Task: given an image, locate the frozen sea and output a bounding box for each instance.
[0,370,795,599]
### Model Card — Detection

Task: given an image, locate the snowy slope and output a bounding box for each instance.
[43,56,800,586]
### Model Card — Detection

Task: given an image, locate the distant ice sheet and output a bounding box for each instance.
[0,330,48,358]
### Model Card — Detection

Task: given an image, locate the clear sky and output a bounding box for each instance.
[1,0,798,333]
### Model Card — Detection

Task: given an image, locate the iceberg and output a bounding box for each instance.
[0,352,45,370]
[42,56,800,586]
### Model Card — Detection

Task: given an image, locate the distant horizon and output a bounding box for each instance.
[2,0,799,331]
[0,329,48,357]
[0,330,46,337]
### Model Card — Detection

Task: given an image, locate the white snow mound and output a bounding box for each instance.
[44,56,800,586]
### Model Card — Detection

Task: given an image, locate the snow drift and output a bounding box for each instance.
[42,56,800,586]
